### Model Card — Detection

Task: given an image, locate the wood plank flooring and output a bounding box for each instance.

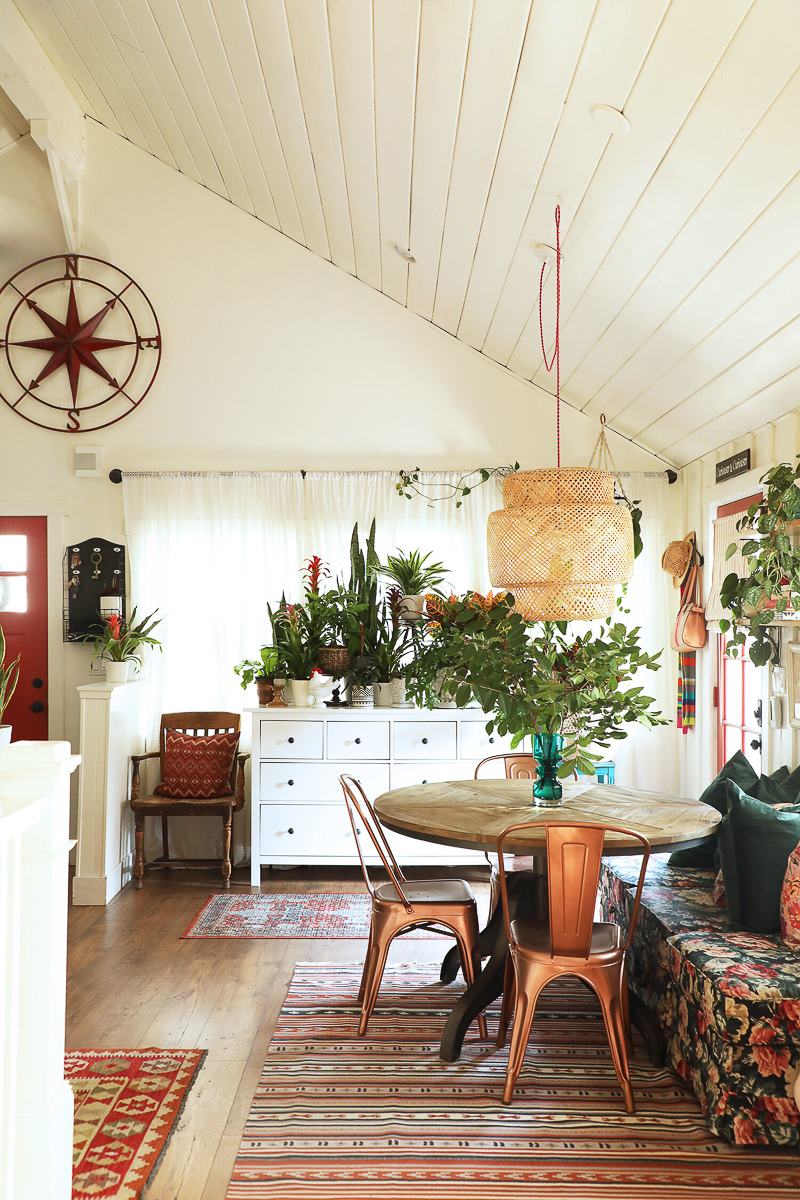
[66,864,490,1200]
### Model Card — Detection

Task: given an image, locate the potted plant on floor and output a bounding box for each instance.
[379,547,448,621]
[0,626,20,745]
[85,607,162,683]
[406,591,666,805]
[234,645,281,705]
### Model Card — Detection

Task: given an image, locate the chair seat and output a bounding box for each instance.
[374,878,475,906]
[510,917,623,963]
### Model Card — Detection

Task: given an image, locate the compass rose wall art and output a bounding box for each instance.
[0,254,161,433]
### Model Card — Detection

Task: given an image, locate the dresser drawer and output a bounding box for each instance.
[327,721,389,760]
[389,828,485,863]
[260,762,389,804]
[393,722,456,760]
[460,721,514,760]
[260,802,378,860]
[259,720,323,759]
[390,761,467,790]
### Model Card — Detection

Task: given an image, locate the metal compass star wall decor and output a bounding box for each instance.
[0,254,161,432]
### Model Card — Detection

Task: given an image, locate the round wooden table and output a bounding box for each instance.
[374,779,720,1061]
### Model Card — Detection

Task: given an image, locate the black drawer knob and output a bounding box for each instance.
[288,736,294,744]
[31,701,44,713]
[489,737,495,744]
[288,779,294,786]
[422,737,428,744]
[288,827,294,834]
[355,737,361,744]
[32,677,44,689]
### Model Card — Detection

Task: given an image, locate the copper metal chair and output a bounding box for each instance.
[495,819,650,1111]
[475,754,537,914]
[339,774,488,1041]
[130,712,249,889]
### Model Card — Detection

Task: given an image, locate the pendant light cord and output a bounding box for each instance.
[539,204,561,468]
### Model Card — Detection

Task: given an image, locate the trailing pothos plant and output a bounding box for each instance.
[404,591,666,778]
[719,460,800,666]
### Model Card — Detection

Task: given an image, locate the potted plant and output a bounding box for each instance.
[346,657,379,708]
[720,459,800,666]
[0,626,20,745]
[84,607,162,683]
[369,588,411,706]
[269,600,319,705]
[379,547,448,620]
[234,645,281,705]
[406,591,666,805]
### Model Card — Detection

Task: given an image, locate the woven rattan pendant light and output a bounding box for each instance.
[487,207,634,621]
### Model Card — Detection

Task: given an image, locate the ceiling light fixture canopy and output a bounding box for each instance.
[591,104,631,135]
[487,206,634,621]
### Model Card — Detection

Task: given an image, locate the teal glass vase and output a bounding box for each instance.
[532,732,564,807]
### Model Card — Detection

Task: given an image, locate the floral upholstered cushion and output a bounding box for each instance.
[154,728,238,799]
[781,844,800,950]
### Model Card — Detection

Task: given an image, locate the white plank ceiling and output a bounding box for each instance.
[12,0,800,466]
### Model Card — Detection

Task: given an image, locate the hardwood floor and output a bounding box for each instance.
[66,864,491,1200]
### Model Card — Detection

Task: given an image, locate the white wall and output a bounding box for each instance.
[678,416,800,797]
[0,120,669,830]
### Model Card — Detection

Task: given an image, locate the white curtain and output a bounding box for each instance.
[121,470,501,864]
[611,473,680,793]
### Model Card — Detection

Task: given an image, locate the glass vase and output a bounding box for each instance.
[532,733,564,807]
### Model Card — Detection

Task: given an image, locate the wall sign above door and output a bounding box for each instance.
[0,254,161,432]
[715,450,751,484]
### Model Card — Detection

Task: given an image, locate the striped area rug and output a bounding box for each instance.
[183,892,488,939]
[226,964,800,1199]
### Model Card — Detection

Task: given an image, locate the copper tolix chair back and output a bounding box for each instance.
[474,752,537,781]
[495,819,650,1112]
[339,775,488,1041]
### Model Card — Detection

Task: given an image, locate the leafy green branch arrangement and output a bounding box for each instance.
[396,465,519,508]
[405,591,666,777]
[720,460,800,666]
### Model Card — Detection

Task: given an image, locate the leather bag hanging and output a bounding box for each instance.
[671,563,707,651]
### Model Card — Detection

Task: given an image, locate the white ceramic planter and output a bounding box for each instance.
[350,685,374,709]
[290,679,311,707]
[0,724,11,745]
[104,661,129,684]
[373,682,393,707]
[399,594,425,621]
[390,677,412,708]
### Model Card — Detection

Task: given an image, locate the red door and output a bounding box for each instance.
[0,516,48,740]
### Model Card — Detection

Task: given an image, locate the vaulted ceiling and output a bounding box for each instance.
[9,0,800,466]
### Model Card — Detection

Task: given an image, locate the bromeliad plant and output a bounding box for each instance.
[405,591,666,777]
[720,460,800,666]
[85,607,162,668]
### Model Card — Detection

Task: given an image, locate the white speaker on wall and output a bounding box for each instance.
[74,446,104,477]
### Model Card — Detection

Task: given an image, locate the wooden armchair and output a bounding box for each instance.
[130,712,249,889]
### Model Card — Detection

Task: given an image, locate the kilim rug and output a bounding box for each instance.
[182,892,488,939]
[67,1047,205,1200]
[226,964,800,1199]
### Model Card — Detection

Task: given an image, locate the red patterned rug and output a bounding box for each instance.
[67,1047,205,1199]
[182,892,487,939]
[226,964,800,1199]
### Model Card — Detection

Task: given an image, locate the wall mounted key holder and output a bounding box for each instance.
[63,537,126,641]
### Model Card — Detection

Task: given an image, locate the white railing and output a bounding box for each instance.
[0,741,80,1200]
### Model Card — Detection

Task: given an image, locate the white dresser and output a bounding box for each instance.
[247,706,519,882]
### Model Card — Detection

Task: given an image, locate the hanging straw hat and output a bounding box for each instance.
[661,533,696,589]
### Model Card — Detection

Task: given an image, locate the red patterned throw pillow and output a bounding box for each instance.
[154,728,238,799]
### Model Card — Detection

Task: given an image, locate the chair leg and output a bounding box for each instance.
[496,953,516,1049]
[502,958,544,1104]
[133,812,145,889]
[358,928,393,1037]
[161,814,170,862]
[454,930,489,1042]
[357,924,375,1005]
[621,961,634,1057]
[222,809,233,888]
[593,969,635,1114]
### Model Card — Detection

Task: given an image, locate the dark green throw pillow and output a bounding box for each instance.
[747,765,800,807]
[717,789,800,934]
[670,752,758,868]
